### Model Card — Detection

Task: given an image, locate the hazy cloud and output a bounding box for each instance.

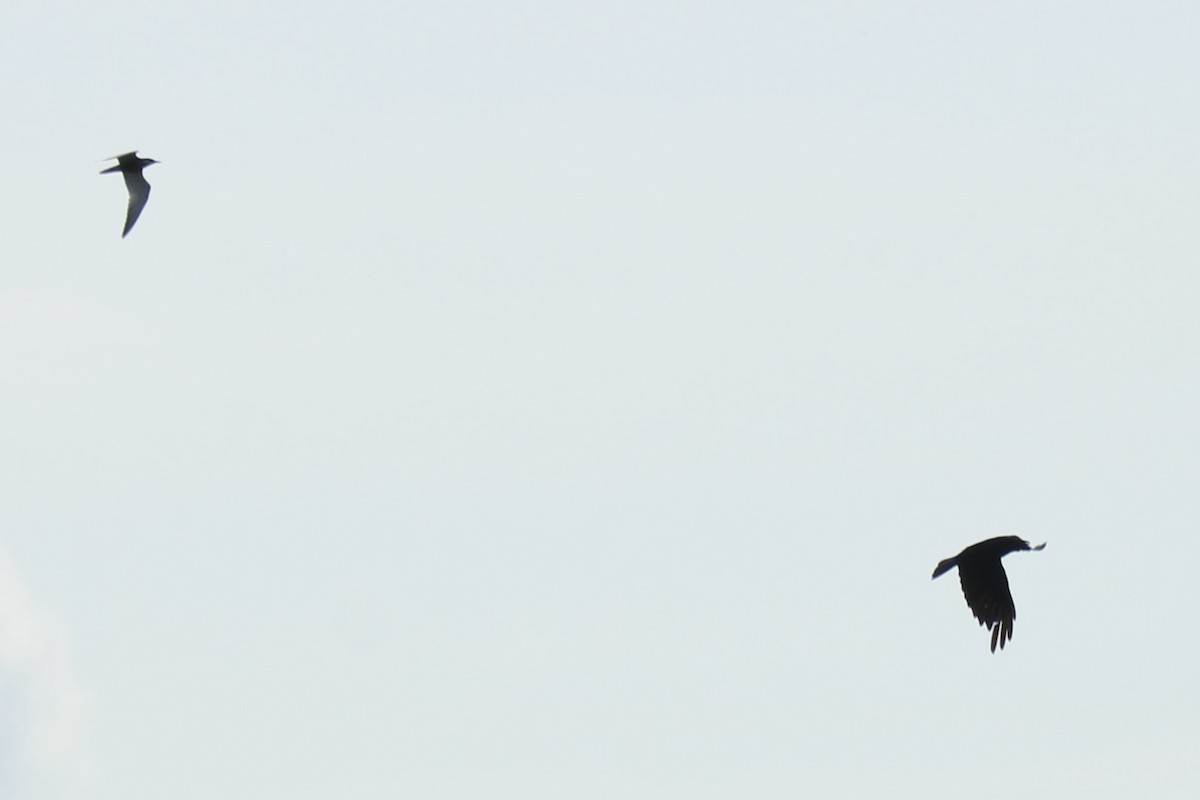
[0,548,94,799]
[0,289,149,391]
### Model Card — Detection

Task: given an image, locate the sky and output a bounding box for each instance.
[2,2,1200,798]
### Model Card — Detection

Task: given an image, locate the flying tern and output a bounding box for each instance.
[101,151,159,237]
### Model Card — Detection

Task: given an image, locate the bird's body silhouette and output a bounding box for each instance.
[932,536,1045,652]
[101,151,159,237]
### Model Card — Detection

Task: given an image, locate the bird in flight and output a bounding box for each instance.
[101,151,159,237]
[932,536,1045,652]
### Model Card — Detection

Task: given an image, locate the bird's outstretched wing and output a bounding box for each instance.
[957,558,1017,652]
[121,171,151,238]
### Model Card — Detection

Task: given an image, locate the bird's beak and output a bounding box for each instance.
[1031,542,1047,551]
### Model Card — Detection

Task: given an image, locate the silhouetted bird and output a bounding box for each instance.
[932,536,1045,652]
[101,151,159,237]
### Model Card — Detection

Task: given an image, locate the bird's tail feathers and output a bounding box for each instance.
[931,557,957,579]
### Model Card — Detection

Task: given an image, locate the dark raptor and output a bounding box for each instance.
[932,536,1045,652]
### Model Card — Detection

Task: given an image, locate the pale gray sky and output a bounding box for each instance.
[2,2,1199,798]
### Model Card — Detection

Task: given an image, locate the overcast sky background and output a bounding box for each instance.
[2,2,1199,798]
